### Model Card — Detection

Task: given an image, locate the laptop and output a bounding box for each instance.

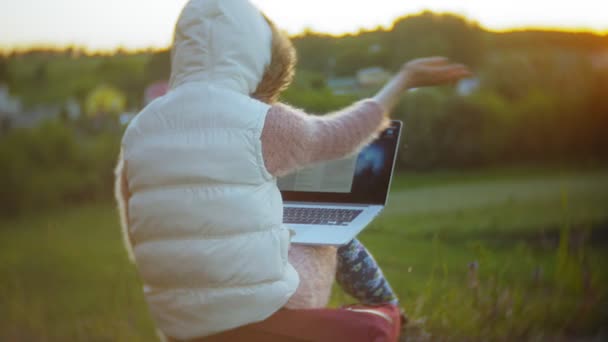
[278,120,403,246]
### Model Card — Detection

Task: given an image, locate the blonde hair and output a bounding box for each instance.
[251,17,297,104]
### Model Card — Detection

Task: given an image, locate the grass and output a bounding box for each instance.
[0,204,158,341]
[335,167,608,340]
[1,167,607,341]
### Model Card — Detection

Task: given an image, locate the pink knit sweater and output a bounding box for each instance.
[260,99,388,309]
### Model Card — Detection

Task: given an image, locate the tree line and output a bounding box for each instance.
[1,11,607,216]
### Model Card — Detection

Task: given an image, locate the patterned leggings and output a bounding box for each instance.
[335,239,399,305]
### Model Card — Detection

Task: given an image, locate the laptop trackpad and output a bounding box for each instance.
[288,226,351,246]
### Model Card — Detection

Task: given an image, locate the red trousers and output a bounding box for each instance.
[170,304,402,342]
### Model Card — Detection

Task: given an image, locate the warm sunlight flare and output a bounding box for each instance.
[1,0,607,51]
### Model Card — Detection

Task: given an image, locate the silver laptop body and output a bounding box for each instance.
[279,120,403,246]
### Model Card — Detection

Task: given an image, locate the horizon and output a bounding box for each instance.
[1,0,607,52]
[4,22,607,55]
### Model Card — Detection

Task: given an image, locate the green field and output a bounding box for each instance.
[1,168,607,341]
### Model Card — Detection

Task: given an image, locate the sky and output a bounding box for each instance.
[1,0,607,51]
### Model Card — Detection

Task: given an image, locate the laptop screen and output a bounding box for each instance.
[278,120,402,205]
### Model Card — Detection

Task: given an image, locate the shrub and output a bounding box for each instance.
[0,121,121,217]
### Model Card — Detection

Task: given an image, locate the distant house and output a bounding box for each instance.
[368,44,382,54]
[119,112,137,126]
[326,67,391,96]
[327,67,392,96]
[456,77,480,96]
[85,85,126,117]
[1,86,83,132]
[0,85,22,133]
[16,105,60,128]
[357,67,391,88]
[0,85,21,114]
[64,97,81,120]
[144,80,169,106]
[327,77,359,95]
[591,50,608,71]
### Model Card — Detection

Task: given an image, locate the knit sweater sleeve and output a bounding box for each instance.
[261,99,389,177]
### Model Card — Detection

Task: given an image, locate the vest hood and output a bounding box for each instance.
[169,0,272,95]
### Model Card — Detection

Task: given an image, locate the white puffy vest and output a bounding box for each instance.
[121,1,302,338]
[122,82,299,339]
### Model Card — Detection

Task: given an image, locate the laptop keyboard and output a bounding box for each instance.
[283,207,363,226]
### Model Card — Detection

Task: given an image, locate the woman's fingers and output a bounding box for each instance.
[426,65,473,85]
[444,65,472,78]
[423,56,450,66]
[445,67,472,83]
[403,57,448,71]
[403,57,473,88]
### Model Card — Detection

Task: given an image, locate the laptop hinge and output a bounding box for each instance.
[284,201,380,208]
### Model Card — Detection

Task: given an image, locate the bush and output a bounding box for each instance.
[0,121,121,217]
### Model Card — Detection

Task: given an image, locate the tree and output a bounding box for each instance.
[145,50,171,83]
[0,56,8,84]
[389,12,486,69]
[97,56,147,108]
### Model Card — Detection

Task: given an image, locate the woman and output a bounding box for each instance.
[114,0,471,340]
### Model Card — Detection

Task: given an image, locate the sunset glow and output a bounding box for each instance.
[1,0,606,51]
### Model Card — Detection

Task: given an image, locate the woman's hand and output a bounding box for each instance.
[401,57,472,89]
[373,56,472,113]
